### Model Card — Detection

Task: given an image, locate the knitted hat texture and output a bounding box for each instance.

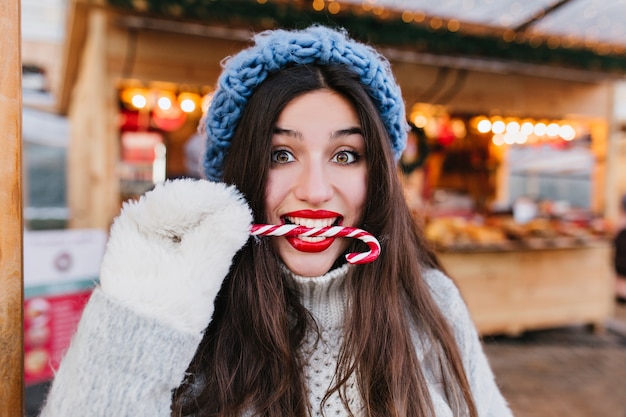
[203,25,407,181]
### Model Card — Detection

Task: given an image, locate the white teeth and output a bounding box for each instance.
[285,216,336,228]
[283,216,338,243]
[299,236,325,242]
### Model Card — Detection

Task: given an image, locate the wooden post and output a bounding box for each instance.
[0,0,25,415]
[68,8,121,230]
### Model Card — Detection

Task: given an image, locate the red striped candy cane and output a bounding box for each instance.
[250,224,381,264]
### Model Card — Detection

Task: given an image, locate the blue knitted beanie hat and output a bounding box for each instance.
[203,25,408,181]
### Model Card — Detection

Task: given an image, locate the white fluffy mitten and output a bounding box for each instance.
[99,179,253,334]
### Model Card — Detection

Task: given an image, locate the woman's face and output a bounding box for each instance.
[265,89,368,277]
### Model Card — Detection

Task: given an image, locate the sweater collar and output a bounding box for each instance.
[286,265,432,362]
[286,264,351,330]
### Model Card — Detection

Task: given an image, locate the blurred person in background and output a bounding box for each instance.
[183,132,205,179]
[614,194,626,303]
[398,122,430,215]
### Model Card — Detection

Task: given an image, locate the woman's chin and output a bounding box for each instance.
[282,256,336,277]
[280,249,344,277]
[276,238,348,277]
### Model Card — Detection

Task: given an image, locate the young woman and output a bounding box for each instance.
[39,26,512,417]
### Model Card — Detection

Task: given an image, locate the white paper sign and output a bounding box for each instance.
[24,229,107,287]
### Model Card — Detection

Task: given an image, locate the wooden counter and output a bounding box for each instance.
[438,242,615,336]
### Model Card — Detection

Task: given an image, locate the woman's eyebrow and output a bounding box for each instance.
[273,126,363,140]
[273,127,302,139]
[330,127,363,139]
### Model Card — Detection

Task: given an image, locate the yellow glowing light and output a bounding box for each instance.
[413,11,426,22]
[521,121,534,135]
[447,19,460,32]
[491,120,505,134]
[477,119,492,133]
[401,10,414,23]
[131,93,147,109]
[178,92,201,113]
[312,0,324,11]
[503,30,516,42]
[451,118,466,138]
[180,98,196,113]
[430,17,443,30]
[492,134,505,146]
[328,1,340,14]
[506,121,520,133]
[559,124,576,141]
[121,87,149,109]
[158,96,172,111]
[413,114,428,128]
[503,132,517,145]
[534,122,547,136]
[546,122,560,137]
[372,5,385,15]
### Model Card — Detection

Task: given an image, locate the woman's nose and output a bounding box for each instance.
[293,160,333,205]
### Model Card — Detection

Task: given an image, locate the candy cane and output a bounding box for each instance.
[250,224,381,264]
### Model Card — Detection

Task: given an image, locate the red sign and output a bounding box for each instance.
[24,290,93,385]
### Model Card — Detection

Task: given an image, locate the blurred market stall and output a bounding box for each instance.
[26,0,626,337]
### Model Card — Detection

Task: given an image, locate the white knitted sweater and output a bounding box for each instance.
[39,265,512,417]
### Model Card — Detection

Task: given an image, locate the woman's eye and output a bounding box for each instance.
[272,149,295,164]
[332,150,359,165]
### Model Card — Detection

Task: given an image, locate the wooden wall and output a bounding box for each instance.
[0,0,25,415]
[105,20,246,87]
[67,9,120,230]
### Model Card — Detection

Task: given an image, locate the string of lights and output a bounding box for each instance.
[103,0,626,74]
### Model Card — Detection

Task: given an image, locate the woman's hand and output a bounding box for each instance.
[99,179,253,334]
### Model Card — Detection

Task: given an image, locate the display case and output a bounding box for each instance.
[439,242,614,336]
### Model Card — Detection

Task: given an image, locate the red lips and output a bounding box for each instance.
[281,210,342,253]
[282,210,342,220]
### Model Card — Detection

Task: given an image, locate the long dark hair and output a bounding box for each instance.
[172,65,478,417]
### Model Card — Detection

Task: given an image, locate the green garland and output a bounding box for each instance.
[105,0,626,74]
